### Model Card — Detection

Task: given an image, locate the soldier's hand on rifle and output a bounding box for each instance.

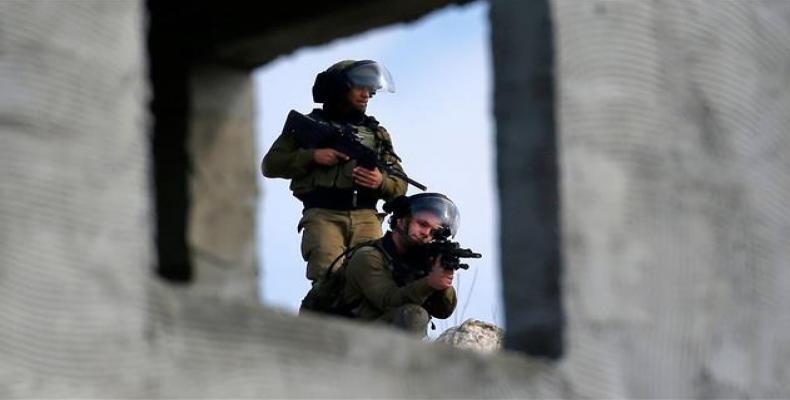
[352,166,383,189]
[426,256,454,290]
[313,148,349,166]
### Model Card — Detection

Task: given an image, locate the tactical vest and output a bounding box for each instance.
[289,109,397,196]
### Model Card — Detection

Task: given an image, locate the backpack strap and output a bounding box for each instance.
[322,239,390,280]
[319,239,393,317]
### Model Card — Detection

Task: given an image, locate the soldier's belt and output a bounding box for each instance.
[297,188,377,211]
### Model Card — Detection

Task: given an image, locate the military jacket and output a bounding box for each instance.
[340,234,457,320]
[261,109,407,201]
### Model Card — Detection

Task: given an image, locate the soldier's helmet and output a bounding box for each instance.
[384,193,461,237]
[312,60,395,103]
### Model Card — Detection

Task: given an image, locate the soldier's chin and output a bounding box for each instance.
[408,235,430,245]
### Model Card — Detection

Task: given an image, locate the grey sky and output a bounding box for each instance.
[254,2,502,332]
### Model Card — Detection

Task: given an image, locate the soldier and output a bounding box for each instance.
[336,193,460,336]
[261,60,408,283]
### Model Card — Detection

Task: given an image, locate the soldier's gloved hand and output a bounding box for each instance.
[426,257,454,290]
[313,148,349,166]
[352,166,383,189]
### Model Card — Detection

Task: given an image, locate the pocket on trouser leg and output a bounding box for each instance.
[297,208,320,233]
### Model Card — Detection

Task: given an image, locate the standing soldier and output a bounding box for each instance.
[261,60,408,283]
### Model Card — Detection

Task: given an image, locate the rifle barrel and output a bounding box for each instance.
[380,163,427,191]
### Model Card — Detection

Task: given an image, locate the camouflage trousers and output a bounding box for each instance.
[298,207,384,281]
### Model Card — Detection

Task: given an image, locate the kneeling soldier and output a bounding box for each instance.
[339,193,461,336]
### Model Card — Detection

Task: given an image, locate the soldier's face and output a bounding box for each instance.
[404,212,442,245]
[346,86,373,112]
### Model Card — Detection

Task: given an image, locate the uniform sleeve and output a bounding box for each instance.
[375,127,408,201]
[261,130,315,179]
[422,287,457,319]
[346,249,435,313]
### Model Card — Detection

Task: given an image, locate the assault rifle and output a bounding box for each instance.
[283,110,427,191]
[423,227,482,271]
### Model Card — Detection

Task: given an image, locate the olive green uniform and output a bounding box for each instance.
[261,109,407,280]
[340,233,457,335]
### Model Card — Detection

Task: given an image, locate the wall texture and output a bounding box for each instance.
[491,0,563,358]
[187,64,258,302]
[0,1,562,397]
[0,0,152,392]
[2,0,790,398]
[554,0,790,397]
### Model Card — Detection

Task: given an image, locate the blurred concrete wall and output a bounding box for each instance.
[0,1,560,398]
[1,0,789,398]
[0,0,152,391]
[553,0,790,397]
[187,65,258,301]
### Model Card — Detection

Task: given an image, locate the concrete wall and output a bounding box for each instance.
[143,285,565,398]
[553,0,790,397]
[0,1,563,397]
[188,65,258,301]
[491,0,563,358]
[0,0,152,392]
[2,0,790,398]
